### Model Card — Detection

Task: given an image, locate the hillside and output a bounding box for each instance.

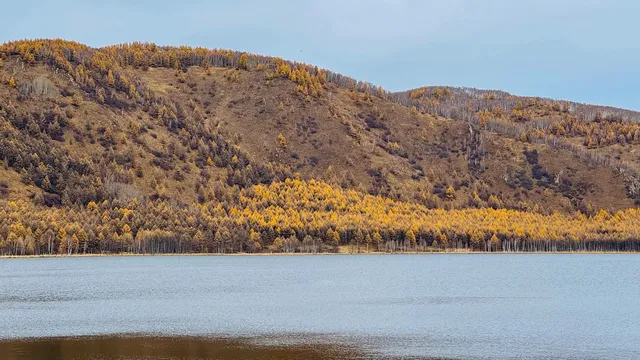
[0,39,639,255]
[393,86,640,204]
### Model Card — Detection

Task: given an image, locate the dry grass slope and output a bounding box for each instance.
[0,39,639,255]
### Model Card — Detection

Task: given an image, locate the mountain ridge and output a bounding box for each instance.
[0,39,639,255]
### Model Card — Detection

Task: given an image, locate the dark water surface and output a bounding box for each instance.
[1,254,640,359]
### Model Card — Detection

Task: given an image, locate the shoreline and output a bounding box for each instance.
[2,250,638,259]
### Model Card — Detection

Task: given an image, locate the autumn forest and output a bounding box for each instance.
[1,39,640,256]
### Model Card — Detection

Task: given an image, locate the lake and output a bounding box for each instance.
[1,254,640,359]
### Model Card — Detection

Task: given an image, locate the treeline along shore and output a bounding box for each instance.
[2,179,639,256]
[1,40,640,257]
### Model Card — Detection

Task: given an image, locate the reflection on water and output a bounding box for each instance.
[0,336,369,360]
[2,255,640,359]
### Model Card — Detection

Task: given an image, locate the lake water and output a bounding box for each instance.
[1,254,640,359]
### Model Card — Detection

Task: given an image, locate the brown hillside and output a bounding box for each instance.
[0,39,637,216]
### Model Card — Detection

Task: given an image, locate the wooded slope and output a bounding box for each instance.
[0,39,639,255]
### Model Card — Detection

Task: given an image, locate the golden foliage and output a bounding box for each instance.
[445,186,455,200]
[3,179,638,256]
[277,133,287,149]
[238,53,248,70]
[0,179,640,252]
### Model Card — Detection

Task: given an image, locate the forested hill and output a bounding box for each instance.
[1,39,639,255]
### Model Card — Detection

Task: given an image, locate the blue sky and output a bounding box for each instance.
[2,0,638,109]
